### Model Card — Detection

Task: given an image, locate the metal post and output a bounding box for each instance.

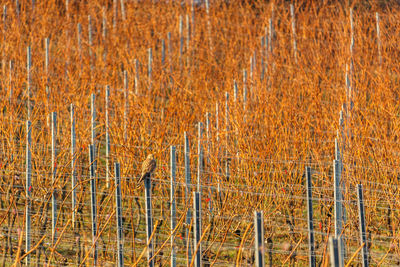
[144,174,154,267]
[51,112,57,244]
[306,167,316,267]
[184,131,192,265]
[357,184,368,267]
[71,104,77,228]
[193,192,201,267]
[334,159,344,266]
[254,211,265,267]
[114,163,124,267]
[89,144,98,266]
[329,236,340,267]
[25,120,32,266]
[170,146,177,267]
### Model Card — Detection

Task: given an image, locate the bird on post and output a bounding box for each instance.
[139,154,156,184]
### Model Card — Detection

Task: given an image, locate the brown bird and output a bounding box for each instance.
[139,154,156,184]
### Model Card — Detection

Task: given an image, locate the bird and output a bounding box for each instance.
[139,154,156,184]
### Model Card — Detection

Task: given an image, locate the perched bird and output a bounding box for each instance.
[139,154,156,183]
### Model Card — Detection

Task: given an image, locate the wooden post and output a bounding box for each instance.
[333,159,344,266]
[184,131,192,265]
[89,144,98,266]
[114,163,124,267]
[105,86,110,188]
[144,174,154,267]
[254,211,265,267]
[305,167,316,267]
[193,192,201,267]
[170,146,177,267]
[25,120,32,266]
[71,104,77,228]
[51,112,58,244]
[357,184,368,267]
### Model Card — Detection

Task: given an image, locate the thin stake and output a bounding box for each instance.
[197,122,203,192]
[114,163,124,267]
[45,38,50,99]
[25,120,32,266]
[170,146,177,267]
[27,46,31,119]
[91,93,97,172]
[123,70,128,142]
[71,104,77,228]
[357,184,368,267]
[51,112,57,244]
[205,112,212,215]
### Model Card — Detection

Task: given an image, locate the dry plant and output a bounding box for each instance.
[1,0,400,266]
